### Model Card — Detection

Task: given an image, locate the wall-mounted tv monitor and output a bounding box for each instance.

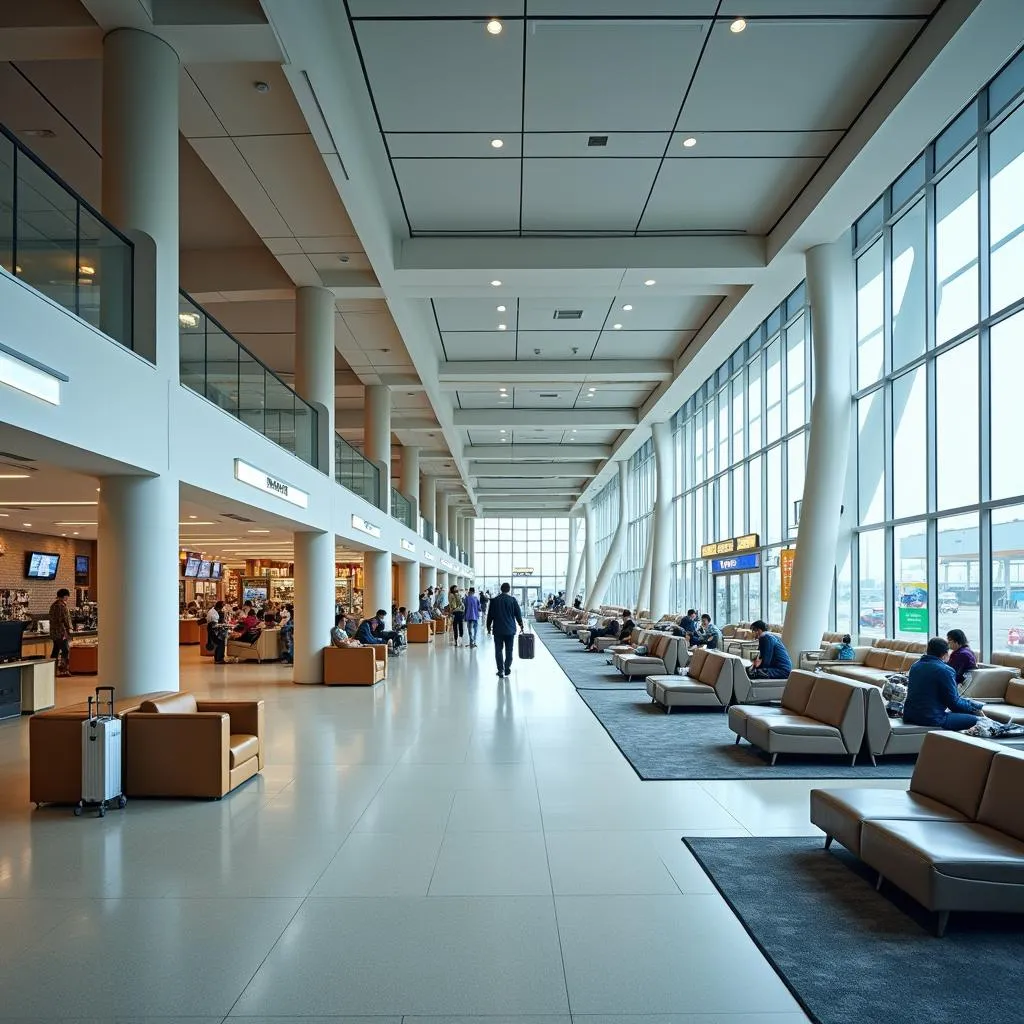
[75,554,90,577]
[211,562,222,580]
[197,560,212,579]
[183,554,201,578]
[25,552,60,580]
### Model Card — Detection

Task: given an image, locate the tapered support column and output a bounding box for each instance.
[364,385,391,514]
[583,503,596,605]
[102,28,179,369]
[650,420,674,619]
[364,550,391,619]
[400,445,420,521]
[400,558,419,612]
[782,231,856,658]
[637,526,654,616]
[98,475,179,695]
[590,462,629,607]
[436,492,449,593]
[295,286,335,474]
[565,517,581,599]
[293,530,335,684]
[420,473,437,589]
[571,520,586,603]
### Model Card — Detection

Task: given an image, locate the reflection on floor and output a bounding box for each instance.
[0,635,908,1021]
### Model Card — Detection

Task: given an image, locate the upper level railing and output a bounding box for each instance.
[336,434,380,507]
[421,517,435,545]
[179,291,318,466]
[391,488,414,529]
[0,124,134,351]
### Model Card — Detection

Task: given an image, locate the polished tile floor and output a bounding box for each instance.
[0,630,908,1022]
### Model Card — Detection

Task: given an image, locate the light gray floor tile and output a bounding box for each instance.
[229,1018,401,1023]
[353,788,456,834]
[555,895,800,1015]
[429,831,551,896]
[311,831,444,897]
[572,1015,810,1024]
[404,1017,570,1024]
[446,788,543,832]
[232,897,569,1016]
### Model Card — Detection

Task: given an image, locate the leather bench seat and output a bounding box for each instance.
[229,733,260,768]
[646,648,747,712]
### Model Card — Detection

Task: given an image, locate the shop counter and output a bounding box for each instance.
[179,618,202,645]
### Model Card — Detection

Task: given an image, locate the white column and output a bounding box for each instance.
[448,504,459,557]
[400,558,419,612]
[565,517,580,599]
[590,462,629,607]
[420,473,437,589]
[637,526,654,616]
[98,475,179,696]
[295,286,335,475]
[364,385,391,513]
[571,519,586,603]
[364,549,391,619]
[400,445,420,521]
[468,516,476,577]
[650,420,674,619]
[583,502,596,604]
[782,231,856,659]
[102,29,179,368]
[293,530,335,684]
[435,491,448,593]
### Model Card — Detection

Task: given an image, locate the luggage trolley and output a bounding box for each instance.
[76,686,127,817]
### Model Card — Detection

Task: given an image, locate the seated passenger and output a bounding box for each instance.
[693,614,723,650]
[584,614,621,649]
[355,616,386,646]
[904,636,985,730]
[946,628,977,687]
[587,612,629,651]
[836,634,855,660]
[746,620,792,679]
[676,609,700,643]
[233,610,262,644]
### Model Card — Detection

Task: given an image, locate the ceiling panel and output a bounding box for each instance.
[393,159,521,232]
[180,70,227,138]
[524,132,669,158]
[434,298,520,332]
[592,329,696,359]
[349,1,525,13]
[516,331,600,357]
[521,158,659,232]
[185,63,307,136]
[682,18,923,132]
[582,386,655,408]
[457,390,510,409]
[442,332,518,360]
[204,299,294,334]
[355,19,524,132]
[512,388,579,409]
[667,130,843,159]
[719,0,935,13]
[516,298,612,332]
[610,294,721,330]
[559,429,620,443]
[524,20,707,131]
[512,429,566,444]
[640,156,821,233]
[387,134,523,158]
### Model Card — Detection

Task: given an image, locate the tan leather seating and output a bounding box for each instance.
[406,622,431,643]
[646,648,746,712]
[123,691,264,799]
[984,679,1024,725]
[811,732,1024,935]
[613,632,680,678]
[226,627,280,663]
[29,691,176,806]
[323,645,386,685]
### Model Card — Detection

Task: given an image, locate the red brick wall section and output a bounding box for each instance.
[0,530,96,614]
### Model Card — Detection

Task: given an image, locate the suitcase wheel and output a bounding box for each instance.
[73,804,82,817]
[118,795,127,810]
[98,805,106,818]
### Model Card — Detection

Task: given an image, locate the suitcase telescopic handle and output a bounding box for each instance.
[95,685,115,719]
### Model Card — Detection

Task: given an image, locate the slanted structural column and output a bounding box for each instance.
[650,420,674,619]
[363,385,392,615]
[399,445,420,610]
[565,517,581,600]
[582,502,596,605]
[782,231,856,659]
[98,29,180,696]
[589,462,629,607]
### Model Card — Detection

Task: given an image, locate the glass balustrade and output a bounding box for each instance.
[421,517,435,544]
[391,488,414,529]
[179,291,317,466]
[0,125,134,350]
[335,434,381,507]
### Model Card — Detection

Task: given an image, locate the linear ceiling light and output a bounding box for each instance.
[0,501,97,507]
[491,279,502,287]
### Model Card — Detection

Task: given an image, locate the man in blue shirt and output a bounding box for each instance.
[486,582,524,678]
[904,636,984,730]
[746,619,792,679]
[677,609,700,643]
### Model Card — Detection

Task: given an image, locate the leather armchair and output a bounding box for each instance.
[407,622,432,643]
[226,627,280,663]
[324,645,386,685]
[646,648,746,712]
[124,692,264,799]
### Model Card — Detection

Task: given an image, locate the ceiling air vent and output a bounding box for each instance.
[588,136,608,147]
[553,309,583,320]
[221,512,255,522]
[538,392,559,399]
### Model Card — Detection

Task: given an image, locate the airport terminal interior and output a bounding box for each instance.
[2,1,1024,1021]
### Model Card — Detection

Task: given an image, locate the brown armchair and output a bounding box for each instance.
[407,622,431,643]
[123,692,264,799]
[324,645,386,685]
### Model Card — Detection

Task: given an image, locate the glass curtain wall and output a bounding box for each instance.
[475,518,570,601]
[850,49,1024,657]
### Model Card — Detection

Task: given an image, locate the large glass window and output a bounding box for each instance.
[859,530,886,638]
[475,517,570,601]
[990,311,1024,500]
[892,367,927,519]
[766,445,783,545]
[858,391,885,525]
[937,512,980,645]
[765,339,782,442]
[936,336,978,510]
[935,152,979,344]
[786,315,806,430]
[989,102,1024,315]
[891,198,927,370]
[857,239,884,388]
[992,504,1024,654]
[894,521,929,641]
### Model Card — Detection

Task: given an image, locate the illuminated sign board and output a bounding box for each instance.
[234,459,309,509]
[711,552,760,574]
[700,533,759,559]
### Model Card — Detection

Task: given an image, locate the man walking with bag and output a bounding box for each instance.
[486,582,524,678]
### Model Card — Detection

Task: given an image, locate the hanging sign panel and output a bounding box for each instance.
[780,548,796,603]
[701,533,759,559]
[711,552,760,574]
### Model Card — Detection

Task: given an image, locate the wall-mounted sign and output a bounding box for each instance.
[234,459,309,509]
[400,538,416,553]
[512,567,534,576]
[898,580,929,633]
[351,514,381,539]
[780,548,796,603]
[711,552,760,574]
[0,342,66,406]
[422,550,435,562]
[441,558,456,571]
[700,533,759,559]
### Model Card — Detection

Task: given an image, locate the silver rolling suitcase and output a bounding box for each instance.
[76,686,127,817]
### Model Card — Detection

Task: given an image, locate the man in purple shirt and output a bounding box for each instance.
[464,587,481,648]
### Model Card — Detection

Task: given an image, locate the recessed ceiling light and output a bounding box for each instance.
[730,17,747,33]
[613,323,622,330]
[254,80,271,93]
[491,280,501,287]
[20,129,55,138]
[248,529,271,534]
[73,531,79,535]
[486,18,503,35]
[496,305,506,312]
[78,264,95,275]
[0,473,30,479]
[490,138,504,149]
[644,279,656,286]
[622,304,633,311]
[498,324,507,331]
[178,521,217,526]
[22,522,31,527]
[189,515,197,519]
[682,136,697,148]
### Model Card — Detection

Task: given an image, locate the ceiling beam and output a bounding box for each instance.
[472,462,596,479]
[466,443,610,462]
[454,409,636,429]
[438,360,672,386]
[335,412,439,431]
[476,488,583,498]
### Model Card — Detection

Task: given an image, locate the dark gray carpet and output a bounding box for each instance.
[540,626,646,690]
[575,686,914,779]
[685,836,1024,1024]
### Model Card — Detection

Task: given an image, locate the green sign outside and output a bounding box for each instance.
[898,607,929,633]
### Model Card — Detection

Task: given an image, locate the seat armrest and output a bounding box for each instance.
[196,700,264,740]
[123,712,229,797]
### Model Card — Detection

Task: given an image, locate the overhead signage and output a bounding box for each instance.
[351,514,381,539]
[780,548,796,603]
[0,342,66,406]
[234,459,309,509]
[711,552,760,574]
[400,538,416,553]
[700,533,759,559]
[512,567,534,576]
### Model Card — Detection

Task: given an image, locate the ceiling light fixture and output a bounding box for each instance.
[22,522,31,527]
[486,18,503,35]
[0,501,97,507]
[0,473,30,479]
[254,80,271,93]
[490,138,504,149]
[613,323,622,330]
[496,305,506,312]
[491,280,502,287]
[178,312,200,329]
[730,17,747,33]
[622,304,633,311]
[54,521,97,526]
[644,279,656,286]
[682,136,697,148]
[178,521,217,526]
[248,530,271,534]
[78,264,95,276]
